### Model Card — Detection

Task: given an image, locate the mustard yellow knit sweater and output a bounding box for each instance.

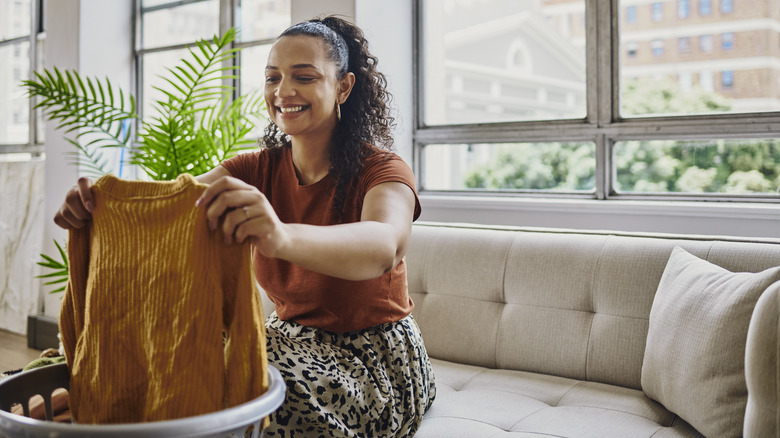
[59,174,268,424]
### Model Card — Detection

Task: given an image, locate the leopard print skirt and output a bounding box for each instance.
[262,312,436,438]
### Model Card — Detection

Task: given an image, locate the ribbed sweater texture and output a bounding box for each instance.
[58,174,268,424]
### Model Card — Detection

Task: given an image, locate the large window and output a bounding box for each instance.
[0,0,44,154]
[414,0,780,201]
[136,0,289,126]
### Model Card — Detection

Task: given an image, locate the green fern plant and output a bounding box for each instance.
[25,28,266,292]
[23,67,135,174]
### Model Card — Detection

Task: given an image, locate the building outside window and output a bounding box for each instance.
[721,0,733,13]
[415,0,780,200]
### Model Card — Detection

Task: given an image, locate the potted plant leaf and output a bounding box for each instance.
[24,28,266,290]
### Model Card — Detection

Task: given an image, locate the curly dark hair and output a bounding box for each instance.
[261,15,395,222]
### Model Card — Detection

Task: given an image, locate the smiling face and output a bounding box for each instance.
[264,35,354,143]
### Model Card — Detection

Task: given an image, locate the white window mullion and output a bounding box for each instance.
[27,0,38,147]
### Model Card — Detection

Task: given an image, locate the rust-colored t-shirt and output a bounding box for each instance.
[220,145,421,333]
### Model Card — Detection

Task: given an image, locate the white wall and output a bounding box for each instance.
[292,0,354,23]
[355,0,415,164]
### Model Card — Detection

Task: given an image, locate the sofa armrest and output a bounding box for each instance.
[745,282,780,438]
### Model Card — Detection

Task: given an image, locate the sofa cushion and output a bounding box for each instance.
[641,246,780,438]
[417,358,702,438]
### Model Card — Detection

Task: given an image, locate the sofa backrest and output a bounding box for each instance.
[405,222,780,390]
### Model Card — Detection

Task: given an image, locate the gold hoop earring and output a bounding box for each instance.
[336,103,341,122]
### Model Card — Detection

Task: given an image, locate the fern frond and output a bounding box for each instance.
[23,66,137,148]
[133,99,201,179]
[64,137,117,178]
[200,92,267,163]
[37,239,69,294]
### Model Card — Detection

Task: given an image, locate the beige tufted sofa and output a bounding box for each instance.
[405,222,780,438]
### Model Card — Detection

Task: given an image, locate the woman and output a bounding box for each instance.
[55,16,436,437]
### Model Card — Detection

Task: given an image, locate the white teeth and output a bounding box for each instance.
[279,106,304,113]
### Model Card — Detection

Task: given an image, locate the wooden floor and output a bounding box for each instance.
[0,330,43,372]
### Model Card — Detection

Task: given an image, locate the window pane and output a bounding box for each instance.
[240,44,271,95]
[614,139,780,194]
[142,0,219,49]
[0,41,30,144]
[0,0,31,40]
[721,32,733,50]
[619,0,780,116]
[651,2,664,21]
[626,5,637,23]
[238,0,290,41]
[678,36,691,53]
[651,39,664,57]
[699,0,711,15]
[699,34,712,52]
[677,0,689,18]
[140,49,190,119]
[421,0,586,126]
[239,44,272,139]
[422,142,595,192]
[721,70,733,88]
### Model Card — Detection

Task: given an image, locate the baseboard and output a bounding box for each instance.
[26,314,59,350]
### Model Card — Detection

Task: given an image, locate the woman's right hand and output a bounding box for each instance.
[53,177,95,230]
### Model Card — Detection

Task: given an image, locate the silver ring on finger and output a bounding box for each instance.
[243,205,250,219]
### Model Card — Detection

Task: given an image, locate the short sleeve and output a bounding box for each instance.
[220,151,261,184]
[359,153,422,220]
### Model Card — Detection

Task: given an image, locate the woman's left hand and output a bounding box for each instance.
[195,176,289,257]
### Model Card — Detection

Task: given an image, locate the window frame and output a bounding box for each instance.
[625,5,636,23]
[651,2,664,21]
[411,0,780,204]
[0,0,45,154]
[678,36,691,53]
[699,34,713,52]
[651,39,664,57]
[721,70,734,88]
[133,0,283,124]
[721,32,734,50]
[699,0,711,15]
[677,0,689,18]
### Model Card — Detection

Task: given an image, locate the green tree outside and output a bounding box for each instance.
[464,142,595,191]
[464,79,780,195]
